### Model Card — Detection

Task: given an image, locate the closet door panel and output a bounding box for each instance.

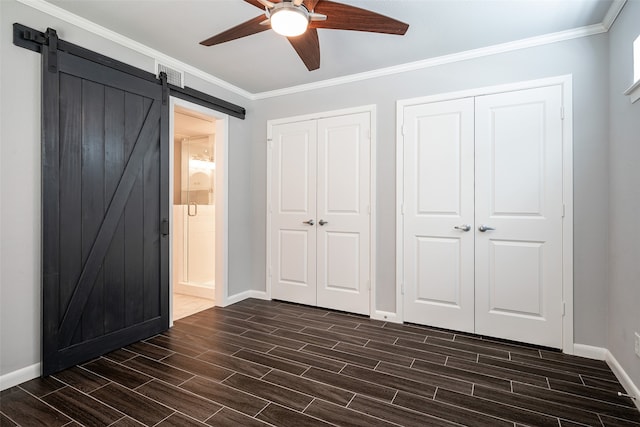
[316,112,371,315]
[474,85,563,349]
[402,98,475,332]
[324,231,361,291]
[415,237,462,303]
[270,120,318,305]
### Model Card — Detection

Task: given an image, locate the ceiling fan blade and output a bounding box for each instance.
[303,0,321,10]
[310,1,409,35]
[287,28,320,71]
[200,15,271,46]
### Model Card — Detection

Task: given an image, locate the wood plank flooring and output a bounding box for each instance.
[1,298,639,426]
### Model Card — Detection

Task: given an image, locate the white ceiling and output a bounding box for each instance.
[42,0,617,95]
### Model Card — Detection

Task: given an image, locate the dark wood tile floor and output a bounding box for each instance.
[1,298,639,426]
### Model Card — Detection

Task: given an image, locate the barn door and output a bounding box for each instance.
[41,34,169,375]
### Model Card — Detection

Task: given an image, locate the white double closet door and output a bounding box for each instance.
[269,112,371,315]
[402,85,564,348]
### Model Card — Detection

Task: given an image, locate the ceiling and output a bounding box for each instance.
[42,0,617,95]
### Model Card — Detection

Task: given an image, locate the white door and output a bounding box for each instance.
[474,86,563,348]
[270,120,318,305]
[403,98,475,332]
[270,112,371,315]
[401,85,564,348]
[316,113,371,315]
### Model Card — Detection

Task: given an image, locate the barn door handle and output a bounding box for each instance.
[302,219,315,226]
[454,224,470,232]
[319,219,328,226]
[478,225,495,232]
[160,219,169,236]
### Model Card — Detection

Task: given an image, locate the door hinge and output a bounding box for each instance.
[560,107,565,120]
[562,204,566,218]
[400,204,405,215]
[268,267,272,278]
[366,129,371,140]
[562,301,566,316]
[367,280,371,291]
[268,139,273,149]
[400,283,404,295]
[401,124,407,136]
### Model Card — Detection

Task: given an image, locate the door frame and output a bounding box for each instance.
[169,97,229,322]
[266,104,377,315]
[396,75,574,353]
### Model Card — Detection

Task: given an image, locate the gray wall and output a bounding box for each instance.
[0,0,253,376]
[0,0,626,381]
[251,34,611,347]
[608,0,640,389]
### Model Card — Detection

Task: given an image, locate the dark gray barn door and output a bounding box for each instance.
[41,41,169,375]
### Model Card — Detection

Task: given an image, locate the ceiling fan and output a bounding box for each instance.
[199,0,409,71]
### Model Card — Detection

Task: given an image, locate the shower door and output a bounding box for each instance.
[181,135,216,288]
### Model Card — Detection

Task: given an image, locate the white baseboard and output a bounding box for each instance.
[371,310,402,324]
[605,350,640,411]
[222,290,269,306]
[0,363,41,391]
[573,343,608,360]
[573,343,640,411]
[247,291,269,301]
[174,282,215,300]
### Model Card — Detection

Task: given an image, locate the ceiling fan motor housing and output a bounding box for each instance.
[269,2,310,37]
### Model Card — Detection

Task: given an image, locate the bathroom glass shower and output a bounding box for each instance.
[173,133,216,298]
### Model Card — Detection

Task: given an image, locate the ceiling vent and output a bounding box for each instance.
[156,61,184,88]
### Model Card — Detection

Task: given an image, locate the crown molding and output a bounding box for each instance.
[252,23,606,99]
[15,0,254,100]
[602,0,627,31]
[18,0,622,101]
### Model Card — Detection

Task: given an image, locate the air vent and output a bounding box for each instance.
[156,61,184,88]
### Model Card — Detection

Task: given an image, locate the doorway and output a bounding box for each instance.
[170,98,228,322]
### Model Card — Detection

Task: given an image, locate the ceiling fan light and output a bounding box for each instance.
[271,7,308,37]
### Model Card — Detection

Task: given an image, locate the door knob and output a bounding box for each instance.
[478,225,495,232]
[318,219,328,226]
[302,219,315,226]
[454,224,471,232]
